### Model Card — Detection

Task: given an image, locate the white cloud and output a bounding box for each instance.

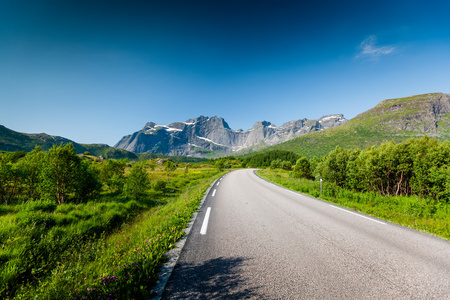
[356,35,396,59]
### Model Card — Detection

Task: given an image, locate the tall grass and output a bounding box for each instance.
[257,169,450,240]
[1,166,222,299]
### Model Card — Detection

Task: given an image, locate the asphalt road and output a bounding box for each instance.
[161,169,450,299]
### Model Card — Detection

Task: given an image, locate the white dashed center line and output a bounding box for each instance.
[200,207,211,235]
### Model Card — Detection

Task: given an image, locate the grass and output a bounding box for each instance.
[257,169,450,240]
[1,164,223,299]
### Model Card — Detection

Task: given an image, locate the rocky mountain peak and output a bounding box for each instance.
[252,121,276,129]
[185,115,231,129]
[114,113,348,157]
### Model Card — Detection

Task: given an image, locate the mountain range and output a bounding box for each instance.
[114,114,348,157]
[1,93,449,159]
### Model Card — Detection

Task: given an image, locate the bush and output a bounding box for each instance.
[153,179,167,194]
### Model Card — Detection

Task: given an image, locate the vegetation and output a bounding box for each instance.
[242,150,299,168]
[0,143,224,299]
[255,137,450,240]
[314,137,450,200]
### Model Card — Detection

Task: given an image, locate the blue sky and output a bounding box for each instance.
[1,0,449,146]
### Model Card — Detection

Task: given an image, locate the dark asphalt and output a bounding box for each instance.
[161,169,450,299]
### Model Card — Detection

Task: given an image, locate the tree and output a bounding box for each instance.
[243,150,299,168]
[125,162,149,200]
[15,146,44,201]
[40,143,80,204]
[0,153,22,205]
[152,179,167,194]
[270,159,281,169]
[165,161,177,183]
[293,157,311,179]
[74,160,101,203]
[321,146,350,187]
[410,137,450,200]
[99,159,126,194]
[280,160,292,170]
[215,160,225,172]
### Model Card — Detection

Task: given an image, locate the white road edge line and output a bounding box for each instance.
[212,189,216,196]
[330,205,386,225]
[217,182,220,186]
[200,207,212,235]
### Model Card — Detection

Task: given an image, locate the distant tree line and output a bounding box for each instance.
[243,150,300,169]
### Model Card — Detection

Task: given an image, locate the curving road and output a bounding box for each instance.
[161,169,450,299]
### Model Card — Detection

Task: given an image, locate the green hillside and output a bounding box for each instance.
[267,93,450,158]
[0,126,140,160]
[82,144,208,162]
[0,125,87,153]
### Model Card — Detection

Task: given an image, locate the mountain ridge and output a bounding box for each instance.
[0,125,88,153]
[114,114,348,157]
[267,93,450,158]
[2,93,449,159]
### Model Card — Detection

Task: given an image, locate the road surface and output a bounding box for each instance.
[161,169,450,299]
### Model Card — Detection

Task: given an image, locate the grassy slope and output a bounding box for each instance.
[0,125,87,153]
[266,93,450,158]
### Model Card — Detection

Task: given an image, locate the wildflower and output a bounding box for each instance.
[87,288,90,291]
[84,277,87,280]
[78,282,81,284]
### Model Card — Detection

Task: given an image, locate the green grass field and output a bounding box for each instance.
[1,163,223,299]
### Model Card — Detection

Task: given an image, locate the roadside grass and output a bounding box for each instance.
[257,169,450,240]
[1,164,222,299]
